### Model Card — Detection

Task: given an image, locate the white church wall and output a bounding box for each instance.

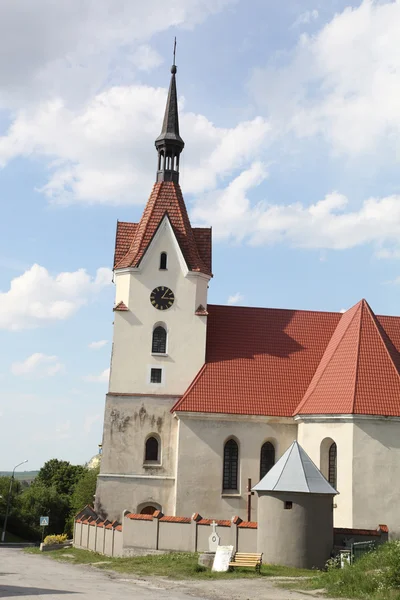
[175,415,297,520]
[297,419,354,528]
[95,394,178,520]
[353,418,400,536]
[110,218,209,396]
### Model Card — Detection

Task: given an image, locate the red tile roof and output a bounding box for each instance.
[296,300,400,416]
[238,521,258,529]
[197,518,231,527]
[114,182,211,276]
[173,300,400,417]
[159,516,191,523]
[173,305,341,416]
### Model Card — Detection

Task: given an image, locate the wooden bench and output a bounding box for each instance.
[229,552,263,573]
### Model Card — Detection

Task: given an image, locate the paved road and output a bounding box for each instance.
[0,547,317,600]
[0,548,207,599]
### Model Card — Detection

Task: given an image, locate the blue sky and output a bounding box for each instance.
[1,0,400,470]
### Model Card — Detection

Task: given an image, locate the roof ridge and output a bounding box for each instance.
[352,300,364,412]
[296,443,310,492]
[273,443,295,491]
[362,299,400,389]
[207,303,342,316]
[294,301,362,414]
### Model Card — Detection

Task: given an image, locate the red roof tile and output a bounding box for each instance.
[159,516,191,523]
[197,518,231,527]
[114,222,137,268]
[173,300,400,417]
[173,305,341,416]
[296,300,400,416]
[195,304,208,316]
[125,513,153,521]
[114,182,211,276]
[237,521,258,529]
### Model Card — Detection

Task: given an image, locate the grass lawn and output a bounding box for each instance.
[25,546,316,580]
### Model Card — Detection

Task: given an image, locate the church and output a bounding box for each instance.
[95,59,400,536]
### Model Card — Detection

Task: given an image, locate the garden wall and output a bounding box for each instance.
[74,507,388,559]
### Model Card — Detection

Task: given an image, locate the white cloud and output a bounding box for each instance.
[292,9,319,27]
[12,353,64,377]
[227,292,244,305]
[88,340,108,350]
[251,0,400,157]
[194,164,400,254]
[339,308,347,313]
[83,368,110,383]
[0,264,112,331]
[0,87,270,204]
[0,0,236,110]
[129,45,163,71]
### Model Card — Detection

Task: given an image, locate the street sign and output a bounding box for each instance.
[40,516,49,527]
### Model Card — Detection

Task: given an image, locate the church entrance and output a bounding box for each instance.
[140,505,158,515]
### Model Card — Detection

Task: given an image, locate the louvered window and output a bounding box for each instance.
[152,326,167,354]
[260,442,275,479]
[223,439,239,491]
[328,442,337,488]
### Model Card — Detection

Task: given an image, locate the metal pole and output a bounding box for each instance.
[1,460,28,543]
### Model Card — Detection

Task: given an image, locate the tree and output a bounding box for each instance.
[67,465,99,534]
[36,459,85,496]
[18,483,70,536]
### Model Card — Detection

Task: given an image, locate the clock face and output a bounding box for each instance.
[150,286,175,310]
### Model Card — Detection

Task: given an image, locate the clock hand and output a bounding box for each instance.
[161,291,170,299]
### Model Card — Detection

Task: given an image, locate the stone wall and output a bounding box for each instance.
[74,508,388,559]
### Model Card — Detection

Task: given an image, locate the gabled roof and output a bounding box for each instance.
[252,441,337,495]
[114,182,211,276]
[173,301,400,418]
[295,299,400,416]
[172,305,341,416]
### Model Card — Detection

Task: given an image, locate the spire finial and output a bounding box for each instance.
[154,41,184,183]
[171,37,177,74]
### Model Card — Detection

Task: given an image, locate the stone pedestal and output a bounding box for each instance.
[198,552,215,569]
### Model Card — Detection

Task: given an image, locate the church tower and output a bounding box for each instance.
[95,56,212,520]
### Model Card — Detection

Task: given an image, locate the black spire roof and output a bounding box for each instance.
[154,42,185,183]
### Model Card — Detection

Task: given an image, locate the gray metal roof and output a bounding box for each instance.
[252,441,338,495]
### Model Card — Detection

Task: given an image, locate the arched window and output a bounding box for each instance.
[145,436,159,462]
[160,252,167,270]
[223,439,239,491]
[260,441,275,479]
[328,442,337,489]
[152,326,167,354]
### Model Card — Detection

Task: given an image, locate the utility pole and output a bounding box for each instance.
[1,460,28,543]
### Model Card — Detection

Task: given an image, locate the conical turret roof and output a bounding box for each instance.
[295,299,400,416]
[252,441,337,495]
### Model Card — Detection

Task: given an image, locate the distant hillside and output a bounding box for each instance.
[0,470,38,483]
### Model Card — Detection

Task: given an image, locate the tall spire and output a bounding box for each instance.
[155,38,185,183]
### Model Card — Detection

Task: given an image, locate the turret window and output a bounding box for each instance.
[152,326,167,354]
[160,252,167,270]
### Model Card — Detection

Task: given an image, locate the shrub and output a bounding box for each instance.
[43,534,68,546]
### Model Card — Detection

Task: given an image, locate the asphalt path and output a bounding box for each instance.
[0,547,321,600]
[0,548,206,599]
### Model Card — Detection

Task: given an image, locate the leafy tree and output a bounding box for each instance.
[36,459,85,496]
[70,466,99,516]
[66,465,99,534]
[18,483,70,536]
